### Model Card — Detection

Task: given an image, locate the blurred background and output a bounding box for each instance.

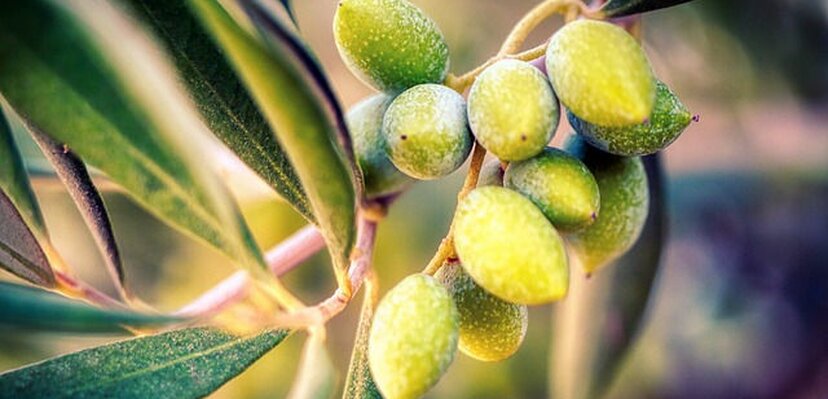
[1,0,827,398]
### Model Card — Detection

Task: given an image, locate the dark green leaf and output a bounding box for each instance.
[27,126,130,298]
[601,0,694,17]
[127,0,312,221]
[0,108,54,287]
[288,331,337,399]
[189,0,360,287]
[0,281,178,333]
[0,104,48,239]
[343,284,382,399]
[0,327,289,398]
[0,0,267,272]
[550,155,665,399]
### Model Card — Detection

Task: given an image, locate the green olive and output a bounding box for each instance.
[505,147,600,232]
[347,94,412,198]
[546,20,655,126]
[436,261,528,362]
[454,186,569,305]
[564,136,649,274]
[334,0,449,92]
[368,274,459,399]
[467,59,559,161]
[383,84,472,180]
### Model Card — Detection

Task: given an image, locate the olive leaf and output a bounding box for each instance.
[0,327,290,398]
[601,0,694,18]
[280,0,298,25]
[27,126,129,298]
[0,281,178,333]
[0,107,54,287]
[550,155,665,399]
[0,0,268,274]
[287,331,337,399]
[189,0,360,288]
[126,0,313,221]
[342,282,382,399]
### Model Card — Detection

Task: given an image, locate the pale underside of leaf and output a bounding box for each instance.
[189,0,359,287]
[0,281,178,333]
[27,126,129,297]
[0,191,55,287]
[550,154,665,399]
[0,327,290,398]
[127,0,313,221]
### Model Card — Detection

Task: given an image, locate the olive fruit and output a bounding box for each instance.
[476,159,505,187]
[568,81,692,156]
[546,20,655,127]
[436,261,528,362]
[347,94,412,197]
[454,186,569,305]
[368,274,459,399]
[564,136,649,274]
[468,59,559,161]
[334,0,449,93]
[505,147,600,232]
[383,84,472,179]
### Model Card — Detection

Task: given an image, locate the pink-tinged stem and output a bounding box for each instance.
[55,269,124,309]
[268,216,379,328]
[174,225,325,318]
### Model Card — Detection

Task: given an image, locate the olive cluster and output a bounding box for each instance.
[335,1,691,398]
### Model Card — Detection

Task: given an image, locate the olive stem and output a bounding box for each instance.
[499,0,587,55]
[174,225,325,318]
[55,269,125,309]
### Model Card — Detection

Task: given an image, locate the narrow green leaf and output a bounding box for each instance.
[0,108,55,287]
[0,281,178,333]
[550,155,665,399]
[601,0,694,17]
[288,331,337,399]
[0,191,54,287]
[279,0,298,25]
[189,0,360,286]
[27,126,129,298]
[0,327,289,398]
[0,0,266,272]
[126,0,313,221]
[0,104,47,240]
[343,284,382,399]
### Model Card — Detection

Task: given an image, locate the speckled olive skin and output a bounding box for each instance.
[347,94,412,198]
[334,0,449,93]
[505,147,600,232]
[568,81,692,156]
[564,136,649,274]
[383,84,472,180]
[368,274,459,399]
[467,60,559,162]
[436,261,528,362]
[546,20,655,127]
[476,159,505,187]
[454,186,569,305]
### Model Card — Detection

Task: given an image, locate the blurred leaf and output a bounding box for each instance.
[0,327,290,398]
[550,155,665,399]
[0,105,47,239]
[189,0,359,288]
[342,282,382,399]
[280,0,297,25]
[601,0,694,17]
[127,0,313,221]
[0,281,178,333]
[0,0,267,272]
[27,126,130,298]
[288,330,337,399]
[0,109,54,287]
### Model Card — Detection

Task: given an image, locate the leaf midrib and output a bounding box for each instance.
[135,0,310,215]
